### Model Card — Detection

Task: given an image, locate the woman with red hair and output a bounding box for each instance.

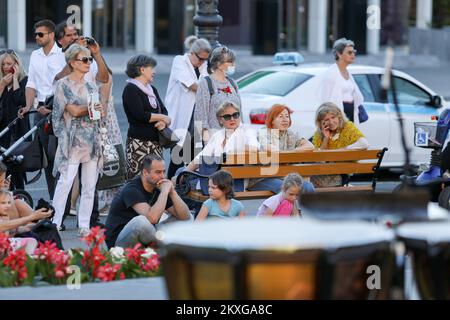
[258,104,314,152]
[250,104,315,194]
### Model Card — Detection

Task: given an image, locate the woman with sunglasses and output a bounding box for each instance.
[165,36,211,179]
[318,38,366,126]
[51,44,104,237]
[194,46,241,145]
[0,50,30,190]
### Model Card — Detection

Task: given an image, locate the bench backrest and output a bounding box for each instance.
[221,149,387,179]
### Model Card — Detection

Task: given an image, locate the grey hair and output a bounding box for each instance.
[332,38,355,61]
[209,46,236,71]
[65,44,90,68]
[185,36,212,54]
[315,102,347,138]
[125,54,157,78]
[216,101,240,123]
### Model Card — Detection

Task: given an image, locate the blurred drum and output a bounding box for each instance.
[158,219,396,300]
[397,221,450,299]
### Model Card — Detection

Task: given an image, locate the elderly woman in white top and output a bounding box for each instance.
[179,101,283,194]
[166,36,211,179]
[52,44,104,237]
[319,38,365,125]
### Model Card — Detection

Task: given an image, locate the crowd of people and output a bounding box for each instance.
[0,17,370,252]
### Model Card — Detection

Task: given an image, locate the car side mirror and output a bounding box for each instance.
[432,95,443,107]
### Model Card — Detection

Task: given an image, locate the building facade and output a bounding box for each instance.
[0,0,444,55]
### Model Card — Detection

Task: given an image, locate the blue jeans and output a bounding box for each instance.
[115,214,193,248]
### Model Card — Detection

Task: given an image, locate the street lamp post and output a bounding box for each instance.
[193,0,223,48]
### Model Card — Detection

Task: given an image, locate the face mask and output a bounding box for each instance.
[225,65,236,76]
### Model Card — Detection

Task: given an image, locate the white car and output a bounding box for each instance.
[237,57,449,168]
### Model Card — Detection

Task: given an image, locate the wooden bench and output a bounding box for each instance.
[176,148,388,202]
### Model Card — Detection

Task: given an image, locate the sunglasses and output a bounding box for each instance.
[35,32,50,38]
[346,50,357,55]
[0,49,16,55]
[75,56,94,64]
[194,52,208,62]
[221,112,240,121]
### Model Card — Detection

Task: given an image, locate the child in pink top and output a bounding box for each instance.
[256,173,303,217]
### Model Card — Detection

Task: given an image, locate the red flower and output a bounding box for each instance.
[125,243,146,265]
[82,227,106,248]
[219,86,233,95]
[3,249,29,283]
[96,263,122,282]
[0,233,11,258]
[82,246,106,278]
[141,254,160,273]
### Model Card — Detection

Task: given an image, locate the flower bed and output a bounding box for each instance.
[0,227,161,288]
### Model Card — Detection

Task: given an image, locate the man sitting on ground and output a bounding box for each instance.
[105,155,192,249]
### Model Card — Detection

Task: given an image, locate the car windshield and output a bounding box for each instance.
[238,71,312,97]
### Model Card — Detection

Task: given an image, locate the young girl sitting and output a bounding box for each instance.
[196,171,246,221]
[256,173,303,217]
[0,189,51,255]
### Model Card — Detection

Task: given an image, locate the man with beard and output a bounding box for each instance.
[105,155,192,249]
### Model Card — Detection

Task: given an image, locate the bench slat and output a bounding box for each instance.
[224,149,383,165]
[222,162,376,179]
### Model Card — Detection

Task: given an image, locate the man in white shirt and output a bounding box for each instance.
[18,20,66,200]
[53,21,109,84]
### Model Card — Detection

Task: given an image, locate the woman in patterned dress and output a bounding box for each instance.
[51,44,104,236]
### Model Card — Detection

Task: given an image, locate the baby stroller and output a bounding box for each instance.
[0,111,49,207]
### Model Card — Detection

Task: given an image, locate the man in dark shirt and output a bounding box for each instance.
[105,155,191,248]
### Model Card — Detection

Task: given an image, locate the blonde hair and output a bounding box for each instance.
[282,173,303,217]
[0,51,27,82]
[65,44,91,71]
[315,102,347,140]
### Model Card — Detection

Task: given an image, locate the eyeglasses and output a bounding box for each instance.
[35,32,50,38]
[346,50,357,55]
[194,52,208,62]
[0,49,16,55]
[221,112,240,121]
[75,56,94,64]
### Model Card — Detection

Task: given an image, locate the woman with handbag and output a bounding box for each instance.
[51,44,104,237]
[0,50,30,190]
[122,55,171,181]
[318,38,368,126]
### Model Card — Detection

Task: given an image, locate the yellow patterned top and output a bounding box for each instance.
[313,121,365,150]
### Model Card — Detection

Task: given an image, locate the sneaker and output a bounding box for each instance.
[58,224,66,232]
[68,208,77,216]
[78,228,91,237]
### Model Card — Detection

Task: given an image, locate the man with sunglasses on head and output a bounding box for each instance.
[53,21,109,84]
[18,19,66,201]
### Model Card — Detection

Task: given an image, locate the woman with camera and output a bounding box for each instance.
[0,49,30,190]
[122,55,170,180]
[51,44,104,237]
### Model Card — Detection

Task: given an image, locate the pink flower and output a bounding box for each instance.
[141,254,160,273]
[96,263,122,282]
